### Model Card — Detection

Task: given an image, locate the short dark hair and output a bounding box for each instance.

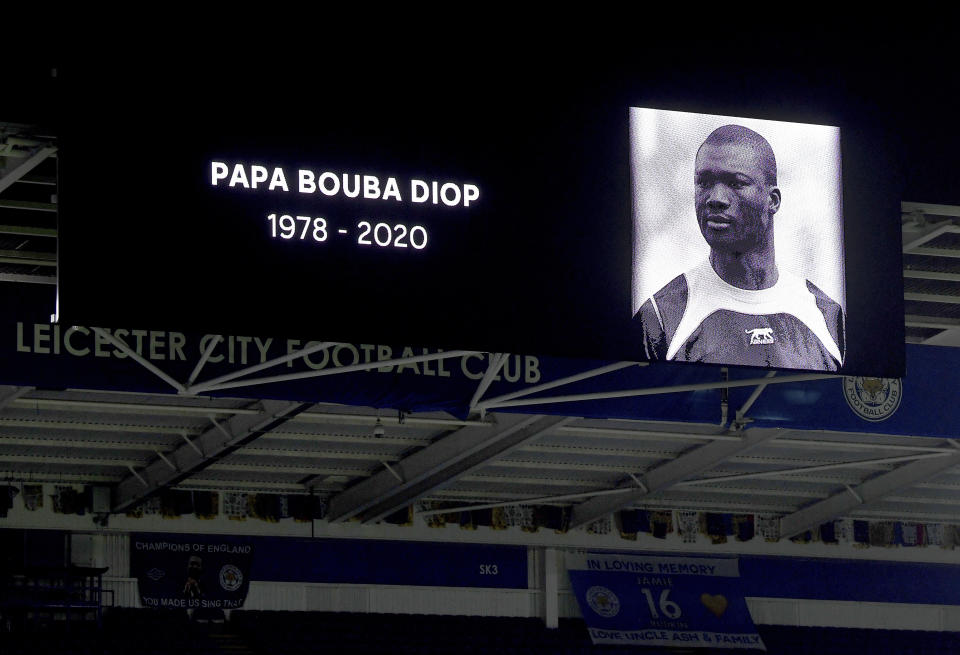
[699,124,778,186]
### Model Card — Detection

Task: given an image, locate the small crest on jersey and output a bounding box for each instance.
[843,377,902,422]
[745,327,774,345]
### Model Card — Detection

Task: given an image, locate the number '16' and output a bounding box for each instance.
[640,588,681,620]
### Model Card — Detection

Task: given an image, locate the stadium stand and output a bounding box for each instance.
[5,609,960,655]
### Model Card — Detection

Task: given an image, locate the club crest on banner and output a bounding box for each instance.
[146,568,166,581]
[219,564,244,592]
[843,377,902,422]
[586,586,621,617]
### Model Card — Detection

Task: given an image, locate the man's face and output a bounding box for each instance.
[694,142,779,253]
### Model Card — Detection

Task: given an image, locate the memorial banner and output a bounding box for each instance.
[567,553,764,650]
[131,533,253,610]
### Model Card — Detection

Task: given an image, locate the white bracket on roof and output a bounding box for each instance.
[91,328,186,393]
[127,465,149,488]
[187,341,335,393]
[155,450,178,472]
[381,460,404,483]
[732,370,778,431]
[186,335,224,386]
[181,432,203,456]
[186,347,476,395]
[479,372,834,412]
[475,361,639,413]
[627,472,648,493]
[845,484,864,504]
[468,353,508,413]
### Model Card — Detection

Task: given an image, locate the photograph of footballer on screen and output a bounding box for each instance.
[630,108,845,372]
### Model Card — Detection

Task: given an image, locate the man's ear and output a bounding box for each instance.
[768,187,781,215]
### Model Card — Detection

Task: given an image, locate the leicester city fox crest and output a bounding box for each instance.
[219,564,243,592]
[843,377,902,421]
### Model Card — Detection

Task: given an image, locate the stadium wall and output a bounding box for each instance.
[4,493,960,633]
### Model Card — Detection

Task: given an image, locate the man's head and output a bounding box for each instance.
[694,125,781,255]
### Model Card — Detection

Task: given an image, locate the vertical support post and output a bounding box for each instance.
[543,547,559,629]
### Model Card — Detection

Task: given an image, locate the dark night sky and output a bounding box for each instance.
[7,29,959,207]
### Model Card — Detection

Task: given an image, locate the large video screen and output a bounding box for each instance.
[631,109,845,371]
[56,68,904,377]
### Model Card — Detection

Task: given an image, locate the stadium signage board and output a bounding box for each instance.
[57,66,904,377]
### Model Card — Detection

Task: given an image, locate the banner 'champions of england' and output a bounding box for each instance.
[567,553,764,650]
[131,533,254,610]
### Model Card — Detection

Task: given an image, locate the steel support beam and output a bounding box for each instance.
[901,201,960,219]
[568,428,781,530]
[675,452,950,486]
[0,249,56,267]
[0,417,202,435]
[907,247,960,259]
[208,462,371,476]
[905,315,960,329]
[0,273,55,284]
[0,224,57,237]
[112,400,308,513]
[0,199,57,212]
[732,371,776,428]
[903,270,960,283]
[779,450,960,538]
[477,361,639,409]
[902,223,960,252]
[468,353,507,411]
[1,454,144,467]
[326,413,569,523]
[478,373,833,411]
[9,397,259,416]
[0,146,56,195]
[0,436,168,451]
[0,386,32,410]
[186,335,224,386]
[92,327,185,393]
[922,328,960,346]
[292,412,486,428]
[415,489,637,517]
[187,349,476,394]
[905,292,960,305]
[186,340,333,392]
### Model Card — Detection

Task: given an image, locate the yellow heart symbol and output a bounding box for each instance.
[700,593,728,618]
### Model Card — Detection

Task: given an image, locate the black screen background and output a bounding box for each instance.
[57,61,905,377]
